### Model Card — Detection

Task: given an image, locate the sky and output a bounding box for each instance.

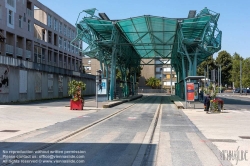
[38,0,250,58]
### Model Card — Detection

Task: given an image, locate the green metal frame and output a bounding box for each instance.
[71,7,222,100]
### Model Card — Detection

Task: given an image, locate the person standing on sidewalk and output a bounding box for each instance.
[204,94,211,113]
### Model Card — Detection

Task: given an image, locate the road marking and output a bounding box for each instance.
[128,116,137,120]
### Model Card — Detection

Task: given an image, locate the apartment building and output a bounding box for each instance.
[0,0,95,103]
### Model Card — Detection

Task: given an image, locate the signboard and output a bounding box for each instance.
[98,78,107,95]
[186,82,194,101]
[194,83,199,100]
[0,66,9,93]
[19,70,27,93]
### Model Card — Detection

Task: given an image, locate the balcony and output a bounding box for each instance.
[26,50,31,59]
[26,8,32,17]
[16,47,23,57]
[6,44,14,55]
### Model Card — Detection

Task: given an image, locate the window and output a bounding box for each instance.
[8,10,13,24]
[7,0,14,7]
[64,25,66,36]
[64,40,67,50]
[59,22,62,33]
[19,15,22,28]
[47,14,52,27]
[59,37,62,48]
[54,18,58,31]
[67,41,70,51]
[163,68,171,72]
[71,44,74,53]
[166,74,170,79]
[68,28,70,37]
[28,20,31,31]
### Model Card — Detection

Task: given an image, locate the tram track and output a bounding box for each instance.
[132,96,164,166]
[1,95,154,166]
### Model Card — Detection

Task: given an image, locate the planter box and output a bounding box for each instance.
[70,99,83,110]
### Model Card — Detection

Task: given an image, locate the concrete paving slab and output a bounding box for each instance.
[183,108,250,166]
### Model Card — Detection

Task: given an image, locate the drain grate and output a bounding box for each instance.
[209,139,236,143]
[239,136,250,139]
[0,130,19,132]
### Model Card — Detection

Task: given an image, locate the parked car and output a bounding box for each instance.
[242,89,250,93]
[233,88,241,93]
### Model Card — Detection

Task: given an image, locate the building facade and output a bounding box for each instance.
[0,0,95,103]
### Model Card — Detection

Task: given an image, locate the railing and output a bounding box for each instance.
[5,44,14,54]
[0,55,95,80]
[0,54,33,68]
[16,47,23,57]
[26,8,32,17]
[26,50,31,59]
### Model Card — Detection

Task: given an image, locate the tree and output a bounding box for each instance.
[197,55,216,77]
[145,77,161,89]
[215,51,232,86]
[242,57,250,88]
[230,53,244,88]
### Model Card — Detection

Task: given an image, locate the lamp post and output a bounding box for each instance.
[219,64,222,93]
[240,60,242,95]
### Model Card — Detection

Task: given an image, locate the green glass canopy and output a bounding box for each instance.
[71,7,222,100]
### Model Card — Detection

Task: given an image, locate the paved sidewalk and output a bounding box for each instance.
[182,108,250,166]
[0,95,142,141]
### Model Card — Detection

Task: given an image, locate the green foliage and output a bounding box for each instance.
[68,80,86,101]
[242,58,250,88]
[145,77,161,89]
[230,53,244,88]
[197,56,216,76]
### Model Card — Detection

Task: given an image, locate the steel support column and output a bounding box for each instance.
[193,48,198,76]
[182,54,186,101]
[110,48,117,100]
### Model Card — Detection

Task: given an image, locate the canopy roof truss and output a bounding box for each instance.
[71,7,222,100]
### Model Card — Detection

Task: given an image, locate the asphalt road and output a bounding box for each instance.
[217,94,250,111]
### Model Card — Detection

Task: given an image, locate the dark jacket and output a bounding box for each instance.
[204,95,211,105]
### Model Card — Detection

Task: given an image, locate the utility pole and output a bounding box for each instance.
[240,60,242,95]
[217,67,219,89]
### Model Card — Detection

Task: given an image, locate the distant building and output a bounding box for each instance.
[0,0,95,103]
